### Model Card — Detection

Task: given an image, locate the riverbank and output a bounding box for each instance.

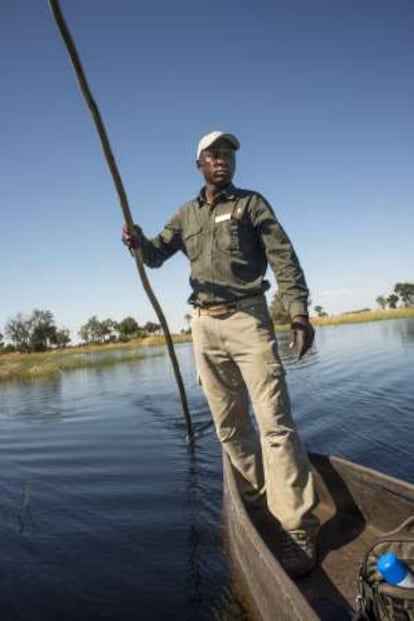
[1,308,412,383]
[310,306,414,327]
[0,334,191,383]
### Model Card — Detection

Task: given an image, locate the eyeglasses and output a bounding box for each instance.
[201,149,235,162]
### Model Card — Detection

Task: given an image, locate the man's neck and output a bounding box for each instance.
[204,182,231,204]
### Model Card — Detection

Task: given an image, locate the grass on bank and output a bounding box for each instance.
[1,308,413,384]
[309,306,414,327]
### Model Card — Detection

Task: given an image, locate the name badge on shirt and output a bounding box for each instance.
[215,213,231,224]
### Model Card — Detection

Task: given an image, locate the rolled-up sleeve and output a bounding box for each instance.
[138,209,184,268]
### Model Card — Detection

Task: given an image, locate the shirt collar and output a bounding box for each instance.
[197,183,238,206]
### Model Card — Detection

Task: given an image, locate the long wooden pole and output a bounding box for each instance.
[48,0,194,442]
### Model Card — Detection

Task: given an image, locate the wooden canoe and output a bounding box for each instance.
[223,452,414,621]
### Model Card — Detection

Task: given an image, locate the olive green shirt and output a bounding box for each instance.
[137,184,309,317]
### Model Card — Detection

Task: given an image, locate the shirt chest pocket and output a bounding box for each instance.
[216,219,239,252]
[216,216,255,255]
[183,226,203,261]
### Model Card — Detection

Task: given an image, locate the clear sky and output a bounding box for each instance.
[1,0,413,340]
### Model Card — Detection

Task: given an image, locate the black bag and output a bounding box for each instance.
[353,517,414,621]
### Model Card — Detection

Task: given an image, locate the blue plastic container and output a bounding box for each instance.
[377,552,414,588]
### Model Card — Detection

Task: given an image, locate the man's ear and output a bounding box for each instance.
[196,159,201,169]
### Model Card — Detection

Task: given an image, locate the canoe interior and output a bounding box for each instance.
[223,453,414,621]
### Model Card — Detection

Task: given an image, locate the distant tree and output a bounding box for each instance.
[116,316,140,341]
[143,321,161,335]
[4,310,68,352]
[0,332,3,349]
[78,324,90,344]
[29,309,58,352]
[183,313,192,334]
[387,294,399,309]
[341,308,371,315]
[394,282,414,307]
[376,295,387,310]
[98,318,116,343]
[5,314,31,352]
[53,328,71,349]
[270,292,290,325]
[313,305,328,317]
[78,315,102,344]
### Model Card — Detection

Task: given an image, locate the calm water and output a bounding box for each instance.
[0,319,413,621]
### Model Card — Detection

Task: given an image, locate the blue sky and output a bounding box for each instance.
[1,0,413,340]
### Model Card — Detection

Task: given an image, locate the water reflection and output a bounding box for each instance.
[0,478,34,534]
[395,316,414,347]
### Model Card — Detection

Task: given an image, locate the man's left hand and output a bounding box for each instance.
[290,315,315,359]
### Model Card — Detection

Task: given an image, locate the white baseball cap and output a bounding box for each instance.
[196,130,240,161]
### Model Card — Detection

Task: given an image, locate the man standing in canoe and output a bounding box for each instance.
[122,131,319,577]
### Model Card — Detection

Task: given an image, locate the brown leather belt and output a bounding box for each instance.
[195,295,265,317]
[197,303,237,317]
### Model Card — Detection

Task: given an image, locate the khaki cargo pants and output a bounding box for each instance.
[192,295,319,535]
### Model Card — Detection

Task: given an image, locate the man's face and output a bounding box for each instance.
[197,138,236,187]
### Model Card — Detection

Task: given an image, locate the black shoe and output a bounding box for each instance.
[278,529,318,578]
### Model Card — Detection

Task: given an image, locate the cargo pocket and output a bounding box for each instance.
[246,302,275,334]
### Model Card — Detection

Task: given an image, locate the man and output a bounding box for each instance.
[122,130,319,577]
